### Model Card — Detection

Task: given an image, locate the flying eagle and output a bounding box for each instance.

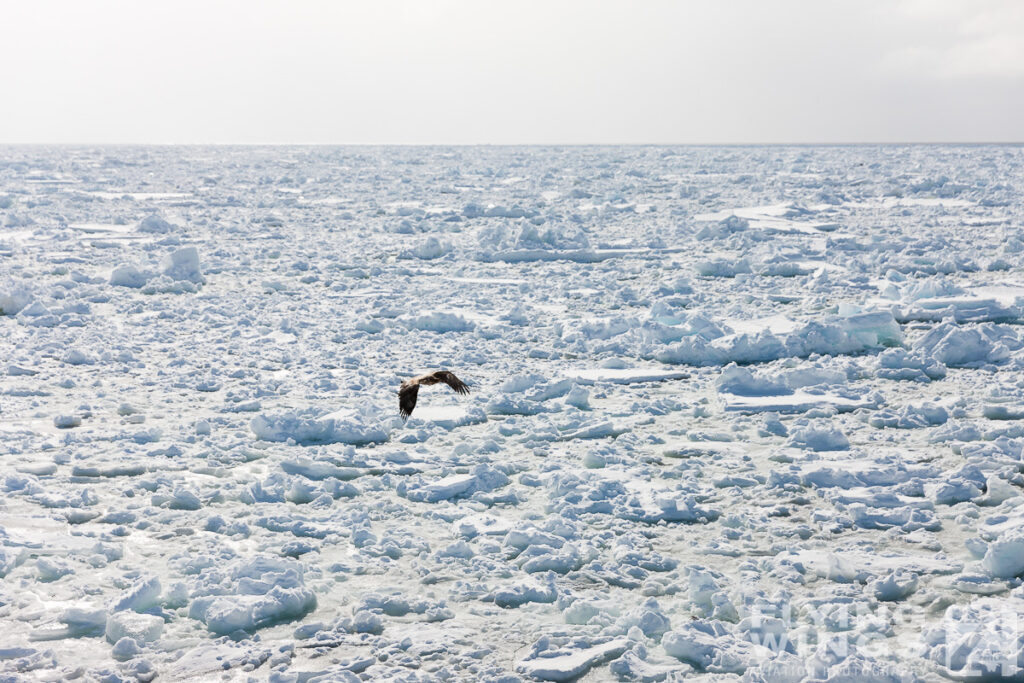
[399,370,470,419]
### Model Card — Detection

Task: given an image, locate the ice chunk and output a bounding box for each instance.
[401,465,509,503]
[402,311,474,332]
[105,612,164,644]
[715,365,788,396]
[868,402,948,429]
[452,512,513,539]
[250,406,391,445]
[565,384,591,409]
[111,637,143,661]
[406,236,450,260]
[868,570,919,601]
[876,348,947,382]
[0,285,32,315]
[914,322,1014,367]
[110,576,162,613]
[786,422,849,451]
[695,258,752,278]
[36,557,73,582]
[110,265,152,288]
[656,312,902,366]
[137,214,175,233]
[406,473,475,502]
[517,638,630,681]
[63,349,94,365]
[662,620,772,673]
[53,414,82,429]
[610,647,690,680]
[59,607,107,638]
[981,528,1024,578]
[197,586,317,635]
[162,246,205,284]
[490,577,557,608]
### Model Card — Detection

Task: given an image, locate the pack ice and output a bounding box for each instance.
[2,145,1024,681]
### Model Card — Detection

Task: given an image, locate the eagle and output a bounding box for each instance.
[398,370,470,419]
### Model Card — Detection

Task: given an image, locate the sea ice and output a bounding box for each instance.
[3,145,1024,680]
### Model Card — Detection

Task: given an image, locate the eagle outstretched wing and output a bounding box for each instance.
[398,382,419,419]
[434,370,470,395]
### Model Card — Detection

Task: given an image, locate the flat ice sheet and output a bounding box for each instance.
[568,368,691,384]
[720,390,875,414]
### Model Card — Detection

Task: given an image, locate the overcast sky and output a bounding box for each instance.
[1,0,1022,144]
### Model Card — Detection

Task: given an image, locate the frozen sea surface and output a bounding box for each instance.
[2,145,1024,681]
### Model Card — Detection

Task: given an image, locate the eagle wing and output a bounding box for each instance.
[435,370,470,395]
[398,382,419,419]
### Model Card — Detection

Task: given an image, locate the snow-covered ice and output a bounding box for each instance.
[3,144,1024,680]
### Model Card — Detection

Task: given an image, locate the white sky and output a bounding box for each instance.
[1,0,1022,144]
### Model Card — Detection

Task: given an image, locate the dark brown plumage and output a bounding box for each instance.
[398,370,470,419]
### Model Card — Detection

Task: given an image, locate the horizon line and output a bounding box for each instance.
[1,141,1023,148]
